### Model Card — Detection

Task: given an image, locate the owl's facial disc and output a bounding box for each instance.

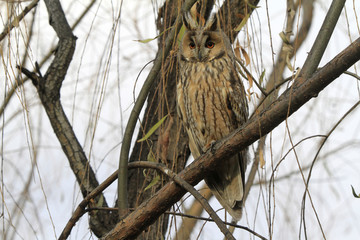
[180,30,225,63]
[190,34,215,62]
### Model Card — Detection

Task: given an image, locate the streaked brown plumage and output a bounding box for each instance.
[177,13,248,220]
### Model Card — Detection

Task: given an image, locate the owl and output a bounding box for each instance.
[177,13,249,220]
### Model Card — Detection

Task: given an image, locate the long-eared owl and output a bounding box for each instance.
[177,12,248,220]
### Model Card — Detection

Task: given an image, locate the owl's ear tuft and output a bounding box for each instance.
[183,12,198,30]
[204,14,218,32]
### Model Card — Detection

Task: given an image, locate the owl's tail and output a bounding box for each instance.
[205,151,247,221]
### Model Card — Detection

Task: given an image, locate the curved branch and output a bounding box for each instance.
[117,0,197,215]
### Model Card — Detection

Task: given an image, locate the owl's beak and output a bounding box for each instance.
[198,51,202,61]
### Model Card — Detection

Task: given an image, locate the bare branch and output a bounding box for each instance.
[299,0,346,80]
[59,170,118,240]
[17,0,117,236]
[0,0,39,42]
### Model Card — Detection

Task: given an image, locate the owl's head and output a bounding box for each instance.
[179,13,230,62]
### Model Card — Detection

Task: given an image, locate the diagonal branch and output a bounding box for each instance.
[0,0,39,42]
[299,0,346,81]
[129,162,235,240]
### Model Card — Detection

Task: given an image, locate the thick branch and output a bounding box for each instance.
[103,36,360,240]
[300,0,346,80]
[18,0,116,237]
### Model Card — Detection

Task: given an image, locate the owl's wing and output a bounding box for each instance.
[186,128,202,159]
[227,74,248,127]
[205,73,249,220]
[205,153,245,220]
[177,86,202,159]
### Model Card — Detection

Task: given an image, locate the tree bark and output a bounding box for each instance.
[126,1,189,239]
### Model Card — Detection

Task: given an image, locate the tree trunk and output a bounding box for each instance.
[126,1,189,239]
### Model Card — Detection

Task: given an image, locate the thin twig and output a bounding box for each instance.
[250,75,294,119]
[300,100,360,239]
[236,58,267,96]
[268,135,327,184]
[344,70,360,81]
[0,0,39,42]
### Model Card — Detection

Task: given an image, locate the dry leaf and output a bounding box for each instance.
[234,13,249,31]
[234,39,241,60]
[246,71,253,87]
[241,46,250,66]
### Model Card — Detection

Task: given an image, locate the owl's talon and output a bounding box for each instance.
[209,140,217,154]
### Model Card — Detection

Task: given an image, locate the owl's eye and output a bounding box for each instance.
[189,42,195,49]
[205,41,215,49]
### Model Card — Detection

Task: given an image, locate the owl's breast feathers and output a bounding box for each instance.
[177,56,248,220]
[177,12,249,221]
[177,51,249,220]
[177,57,248,157]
